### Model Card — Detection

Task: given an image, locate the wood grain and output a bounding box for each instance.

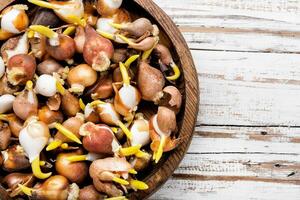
[152,179,300,200]
[152,126,300,199]
[152,1,300,199]
[192,50,300,126]
[153,0,300,53]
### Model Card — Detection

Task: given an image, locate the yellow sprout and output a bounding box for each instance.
[112,177,129,185]
[46,140,63,151]
[125,55,140,68]
[119,145,142,157]
[54,123,82,144]
[32,156,52,179]
[63,26,76,35]
[67,155,88,162]
[166,63,181,81]
[29,25,57,39]
[79,98,86,111]
[130,180,149,190]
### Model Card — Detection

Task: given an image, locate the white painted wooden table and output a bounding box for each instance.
[151,0,300,199]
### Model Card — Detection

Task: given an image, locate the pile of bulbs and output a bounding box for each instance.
[0,0,182,199]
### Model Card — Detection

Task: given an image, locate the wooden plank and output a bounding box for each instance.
[182,32,300,53]
[151,179,300,200]
[154,0,300,30]
[192,50,300,126]
[154,0,300,52]
[152,126,300,199]
[189,126,300,154]
[176,153,300,180]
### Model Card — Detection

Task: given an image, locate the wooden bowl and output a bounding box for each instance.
[0,0,199,199]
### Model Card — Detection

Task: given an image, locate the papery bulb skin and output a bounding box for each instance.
[149,107,178,154]
[0,30,14,41]
[0,122,11,150]
[55,151,88,184]
[119,18,153,38]
[96,103,120,126]
[46,94,61,111]
[13,83,38,121]
[38,106,64,126]
[84,103,101,124]
[3,173,35,197]
[113,67,135,83]
[1,33,29,63]
[79,185,103,200]
[155,44,173,65]
[86,73,113,100]
[37,59,63,75]
[74,26,85,53]
[89,157,131,197]
[138,61,165,102]
[67,64,97,93]
[0,114,23,138]
[0,153,3,166]
[161,86,182,114]
[61,90,81,117]
[80,122,117,154]
[30,33,46,60]
[46,34,76,61]
[0,75,20,95]
[89,157,131,179]
[1,145,30,172]
[7,54,36,86]
[131,152,152,171]
[128,37,158,51]
[83,25,114,72]
[111,48,127,64]
[156,106,177,134]
[32,175,70,200]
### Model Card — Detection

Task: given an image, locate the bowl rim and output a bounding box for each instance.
[128,0,199,199]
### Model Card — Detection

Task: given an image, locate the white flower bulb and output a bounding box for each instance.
[130,119,150,146]
[96,18,116,34]
[54,0,84,23]
[1,6,28,34]
[119,85,139,110]
[19,118,50,162]
[35,74,57,97]
[0,57,5,78]
[0,94,15,114]
[104,0,123,10]
[98,103,120,123]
